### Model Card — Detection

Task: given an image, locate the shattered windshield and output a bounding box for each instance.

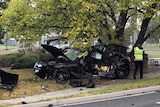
[64,48,82,60]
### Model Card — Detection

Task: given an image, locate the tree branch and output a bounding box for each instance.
[51,25,73,29]
[135,2,157,45]
[105,2,117,23]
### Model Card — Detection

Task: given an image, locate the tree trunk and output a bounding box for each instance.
[115,10,128,43]
[135,17,152,46]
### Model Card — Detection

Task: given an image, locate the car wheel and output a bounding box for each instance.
[55,68,70,84]
[115,67,129,79]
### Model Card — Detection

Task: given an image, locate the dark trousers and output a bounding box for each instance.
[134,61,143,79]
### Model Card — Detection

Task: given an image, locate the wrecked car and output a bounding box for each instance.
[0,70,19,90]
[88,44,130,79]
[34,42,130,83]
[34,45,92,83]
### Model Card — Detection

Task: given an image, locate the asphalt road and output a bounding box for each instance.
[67,91,160,107]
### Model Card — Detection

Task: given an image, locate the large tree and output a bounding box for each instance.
[0,0,160,49]
[0,0,41,42]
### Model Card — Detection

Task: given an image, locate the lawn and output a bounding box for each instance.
[0,68,71,100]
[143,43,160,50]
[143,43,160,58]
[0,45,17,50]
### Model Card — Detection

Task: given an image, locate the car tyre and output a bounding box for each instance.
[115,66,129,79]
[55,68,70,84]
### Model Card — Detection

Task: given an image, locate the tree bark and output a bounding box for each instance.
[115,10,128,42]
[135,17,152,46]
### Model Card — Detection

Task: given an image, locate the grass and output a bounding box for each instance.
[147,53,160,58]
[143,43,160,51]
[0,68,160,101]
[0,45,17,50]
[49,77,160,100]
[0,68,71,100]
[88,77,160,95]
[142,43,160,58]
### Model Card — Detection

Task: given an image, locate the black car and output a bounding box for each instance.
[84,44,130,79]
[34,43,130,83]
[34,44,88,83]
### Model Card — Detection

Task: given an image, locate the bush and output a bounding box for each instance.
[11,52,53,69]
[35,51,52,60]
[0,51,53,69]
[0,53,23,68]
[11,53,41,69]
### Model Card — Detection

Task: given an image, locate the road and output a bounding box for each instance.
[66,91,160,107]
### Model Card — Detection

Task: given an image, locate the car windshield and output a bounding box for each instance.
[64,48,82,60]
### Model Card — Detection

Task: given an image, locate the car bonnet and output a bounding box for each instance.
[41,44,66,58]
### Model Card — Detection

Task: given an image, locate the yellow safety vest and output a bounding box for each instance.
[134,47,143,61]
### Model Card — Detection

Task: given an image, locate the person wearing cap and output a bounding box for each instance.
[133,44,145,79]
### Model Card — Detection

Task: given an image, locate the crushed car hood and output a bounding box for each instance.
[41,44,66,58]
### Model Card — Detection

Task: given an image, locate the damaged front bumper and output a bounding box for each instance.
[0,70,19,91]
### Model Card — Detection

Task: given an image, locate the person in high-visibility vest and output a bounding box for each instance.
[133,44,145,79]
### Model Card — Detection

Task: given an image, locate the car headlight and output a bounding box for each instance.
[34,62,43,68]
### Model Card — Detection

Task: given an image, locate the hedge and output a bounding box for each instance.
[0,52,52,69]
